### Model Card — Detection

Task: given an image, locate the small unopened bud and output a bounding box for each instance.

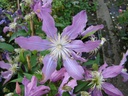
[16,82,21,95]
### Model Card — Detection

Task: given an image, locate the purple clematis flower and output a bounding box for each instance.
[3,17,28,33]
[0,61,18,84]
[22,76,50,96]
[86,62,123,96]
[33,0,52,20]
[57,72,77,96]
[119,50,128,82]
[15,10,102,82]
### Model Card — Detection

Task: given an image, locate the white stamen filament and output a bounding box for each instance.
[49,34,71,59]
[9,64,18,74]
[90,71,104,89]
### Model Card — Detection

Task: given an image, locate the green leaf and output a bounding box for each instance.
[10,78,23,83]
[81,31,96,40]
[23,73,33,80]
[31,55,37,67]
[62,92,70,96]
[9,30,27,42]
[83,53,100,66]
[40,50,50,56]
[74,81,88,93]
[19,51,25,62]
[48,82,58,96]
[55,23,65,27]
[0,43,14,52]
[34,73,42,81]
[32,50,37,55]
[49,82,57,90]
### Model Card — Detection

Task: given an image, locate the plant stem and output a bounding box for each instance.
[30,18,35,36]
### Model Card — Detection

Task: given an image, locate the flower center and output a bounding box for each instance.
[9,64,18,74]
[57,44,62,49]
[49,34,70,59]
[90,71,104,89]
[9,22,17,29]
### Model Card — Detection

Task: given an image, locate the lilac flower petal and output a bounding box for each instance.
[84,68,92,80]
[58,72,70,95]
[31,86,50,96]
[43,0,53,4]
[5,52,12,62]
[22,77,30,96]
[33,1,51,20]
[66,79,77,89]
[0,61,11,69]
[92,88,103,96]
[66,40,88,52]
[62,10,87,40]
[81,24,104,36]
[15,36,51,51]
[23,76,50,96]
[102,65,123,78]
[42,12,57,38]
[41,55,57,83]
[63,57,84,80]
[22,76,30,85]
[71,51,87,62]
[27,76,37,94]
[3,26,10,33]
[42,2,52,12]
[99,62,108,72]
[120,71,128,82]
[3,73,12,85]
[120,50,128,66]
[0,20,6,25]
[1,71,12,79]
[102,82,124,96]
[66,79,77,95]
[84,40,101,52]
[50,68,66,82]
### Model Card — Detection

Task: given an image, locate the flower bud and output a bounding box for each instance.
[16,82,21,95]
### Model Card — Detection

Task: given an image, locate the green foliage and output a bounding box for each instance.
[83,53,100,66]
[118,10,128,25]
[0,0,17,10]
[9,30,28,42]
[48,82,58,96]
[0,42,14,52]
[74,80,89,93]
[62,92,70,96]
[52,0,98,31]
